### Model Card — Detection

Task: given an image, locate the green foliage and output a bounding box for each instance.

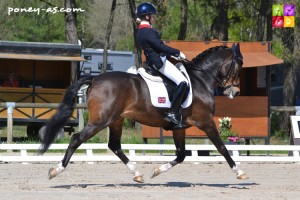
[270,112,287,138]
[123,118,135,128]
[2,0,66,42]
[1,0,281,46]
[116,35,135,51]
[271,40,284,58]
[274,130,287,139]
[218,117,242,143]
[83,110,89,126]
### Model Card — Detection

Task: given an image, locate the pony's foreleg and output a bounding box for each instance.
[108,118,144,183]
[48,124,99,179]
[151,129,186,178]
[203,123,249,180]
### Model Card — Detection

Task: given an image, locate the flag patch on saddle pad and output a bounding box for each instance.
[158,97,166,103]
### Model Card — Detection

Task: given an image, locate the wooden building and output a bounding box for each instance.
[0,41,84,137]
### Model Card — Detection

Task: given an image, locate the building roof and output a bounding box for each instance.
[164,41,283,68]
[0,40,84,61]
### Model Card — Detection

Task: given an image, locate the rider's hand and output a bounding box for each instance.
[179,52,186,60]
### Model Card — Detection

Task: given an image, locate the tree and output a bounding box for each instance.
[280,29,296,135]
[177,0,187,40]
[64,0,79,82]
[128,0,142,68]
[103,0,117,73]
[210,0,229,41]
[256,0,272,41]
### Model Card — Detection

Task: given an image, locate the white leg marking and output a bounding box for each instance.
[126,161,142,177]
[232,165,244,177]
[159,163,173,173]
[56,162,66,174]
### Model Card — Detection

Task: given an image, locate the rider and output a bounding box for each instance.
[135,2,188,129]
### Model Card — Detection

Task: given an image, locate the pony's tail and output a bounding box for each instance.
[39,76,93,154]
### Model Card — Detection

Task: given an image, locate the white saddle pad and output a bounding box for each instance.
[138,65,193,108]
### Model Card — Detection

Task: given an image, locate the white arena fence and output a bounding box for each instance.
[1,143,300,163]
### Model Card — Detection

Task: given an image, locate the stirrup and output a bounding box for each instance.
[164,112,182,124]
[172,123,187,130]
[165,112,181,124]
[164,112,187,130]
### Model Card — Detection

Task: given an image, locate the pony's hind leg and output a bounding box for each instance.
[108,118,144,183]
[151,129,186,178]
[48,123,100,179]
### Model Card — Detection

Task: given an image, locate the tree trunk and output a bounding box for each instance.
[256,0,271,41]
[128,0,142,68]
[64,0,79,83]
[266,0,273,41]
[210,0,229,41]
[103,0,117,73]
[178,0,187,40]
[281,28,296,136]
[155,0,168,38]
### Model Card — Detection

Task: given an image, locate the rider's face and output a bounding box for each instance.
[150,15,155,24]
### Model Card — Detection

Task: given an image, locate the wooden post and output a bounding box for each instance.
[6,102,15,145]
[77,90,84,131]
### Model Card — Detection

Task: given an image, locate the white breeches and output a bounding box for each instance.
[159,59,188,85]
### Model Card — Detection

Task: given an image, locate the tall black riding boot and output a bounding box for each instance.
[164,81,188,129]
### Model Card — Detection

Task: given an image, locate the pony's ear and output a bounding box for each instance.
[231,43,236,50]
[235,43,243,59]
[232,43,236,57]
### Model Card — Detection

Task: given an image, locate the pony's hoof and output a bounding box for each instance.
[237,172,249,180]
[133,175,144,183]
[151,166,160,178]
[48,168,58,179]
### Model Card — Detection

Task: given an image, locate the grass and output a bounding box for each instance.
[0,124,291,155]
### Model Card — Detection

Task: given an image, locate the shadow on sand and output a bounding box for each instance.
[52,182,258,190]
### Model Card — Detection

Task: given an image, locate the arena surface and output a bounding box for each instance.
[1,161,300,200]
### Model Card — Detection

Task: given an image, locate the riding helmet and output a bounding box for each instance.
[136,2,157,16]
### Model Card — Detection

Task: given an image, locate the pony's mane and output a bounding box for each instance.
[185,45,229,69]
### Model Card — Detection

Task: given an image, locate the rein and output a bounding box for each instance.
[184,56,241,89]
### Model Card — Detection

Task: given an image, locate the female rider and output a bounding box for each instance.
[136,2,188,129]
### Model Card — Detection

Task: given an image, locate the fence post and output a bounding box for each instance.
[77,90,84,131]
[6,102,15,144]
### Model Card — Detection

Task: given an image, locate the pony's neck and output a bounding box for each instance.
[186,47,231,94]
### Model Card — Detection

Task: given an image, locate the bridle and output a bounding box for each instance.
[184,54,243,89]
[220,55,243,89]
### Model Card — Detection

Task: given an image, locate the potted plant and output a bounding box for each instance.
[218,117,243,143]
[218,117,244,155]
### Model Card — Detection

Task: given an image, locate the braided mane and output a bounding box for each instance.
[185,45,228,69]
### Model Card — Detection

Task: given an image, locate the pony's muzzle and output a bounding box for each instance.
[223,86,240,99]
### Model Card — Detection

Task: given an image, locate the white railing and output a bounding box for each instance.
[1,143,300,163]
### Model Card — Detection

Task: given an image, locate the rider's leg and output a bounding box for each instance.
[164,82,188,127]
[159,60,188,128]
[159,60,188,85]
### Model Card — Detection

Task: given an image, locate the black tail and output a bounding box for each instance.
[39,76,93,154]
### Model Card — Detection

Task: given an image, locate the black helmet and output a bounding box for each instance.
[136,2,157,16]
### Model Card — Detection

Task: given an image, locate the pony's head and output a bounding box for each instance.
[219,43,243,99]
[185,43,243,99]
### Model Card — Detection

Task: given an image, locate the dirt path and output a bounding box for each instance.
[1,161,300,200]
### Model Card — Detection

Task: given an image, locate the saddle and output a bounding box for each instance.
[138,63,192,108]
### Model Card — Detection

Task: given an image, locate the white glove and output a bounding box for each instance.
[179,52,186,60]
